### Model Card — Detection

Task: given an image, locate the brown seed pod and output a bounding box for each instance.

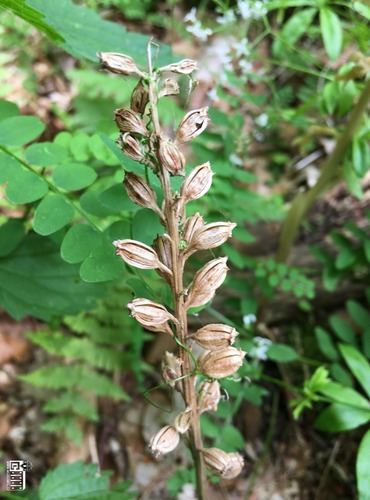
[202,448,244,479]
[197,380,221,414]
[149,425,180,458]
[186,257,229,309]
[192,324,239,351]
[153,235,173,285]
[162,351,183,392]
[130,79,149,114]
[113,239,171,274]
[158,139,185,177]
[124,172,163,218]
[186,222,237,255]
[114,108,147,136]
[127,298,177,327]
[181,213,205,247]
[118,133,144,162]
[198,347,246,379]
[158,78,180,98]
[174,409,191,434]
[144,322,174,336]
[175,107,209,143]
[180,162,213,208]
[160,59,197,75]
[97,52,144,77]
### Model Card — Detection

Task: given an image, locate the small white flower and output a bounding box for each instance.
[230,153,243,166]
[239,59,253,74]
[186,21,213,42]
[249,336,272,361]
[255,113,268,127]
[183,7,197,24]
[216,9,237,25]
[207,87,219,103]
[243,313,257,327]
[232,37,251,58]
[237,0,252,19]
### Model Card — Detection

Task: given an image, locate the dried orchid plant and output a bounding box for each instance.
[98,43,246,499]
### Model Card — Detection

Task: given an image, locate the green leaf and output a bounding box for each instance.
[315,403,370,432]
[339,344,370,399]
[0,233,104,321]
[99,184,139,212]
[33,194,75,235]
[347,300,370,330]
[343,159,363,199]
[0,115,45,146]
[353,1,370,21]
[362,328,370,358]
[267,343,299,362]
[216,424,245,451]
[0,151,22,182]
[315,327,339,361]
[272,8,317,57]
[319,381,370,410]
[329,315,356,345]
[132,209,164,246]
[330,362,353,387]
[0,219,25,257]
[0,99,19,120]
[320,8,342,61]
[6,169,49,204]
[42,391,98,421]
[39,461,109,500]
[61,224,102,264]
[42,415,83,445]
[80,239,124,283]
[352,138,370,177]
[335,247,356,270]
[70,133,90,162]
[52,163,97,191]
[25,142,69,166]
[323,81,339,115]
[357,429,370,500]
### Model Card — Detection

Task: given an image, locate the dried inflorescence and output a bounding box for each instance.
[98,49,246,484]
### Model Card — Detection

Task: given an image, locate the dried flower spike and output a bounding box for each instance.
[124,172,163,218]
[192,324,239,351]
[197,380,221,414]
[115,108,148,136]
[158,78,180,98]
[202,448,244,479]
[127,298,177,327]
[180,162,214,207]
[174,409,192,434]
[113,239,171,274]
[198,347,246,379]
[158,139,185,177]
[187,222,237,254]
[162,351,183,392]
[186,257,229,309]
[149,425,180,458]
[160,59,197,75]
[130,79,149,114]
[118,133,145,162]
[97,52,145,77]
[175,107,210,143]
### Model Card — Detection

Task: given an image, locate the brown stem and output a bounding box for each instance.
[147,43,209,499]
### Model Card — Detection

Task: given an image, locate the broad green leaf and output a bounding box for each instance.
[0,233,104,321]
[354,1,370,20]
[319,381,370,410]
[132,209,164,246]
[330,362,353,387]
[353,138,370,177]
[362,329,370,358]
[0,0,64,42]
[343,160,363,199]
[0,99,19,120]
[26,0,171,66]
[215,424,245,451]
[70,133,90,162]
[339,344,370,399]
[266,343,298,362]
[347,300,370,330]
[0,219,25,257]
[33,194,75,235]
[364,239,370,263]
[273,8,317,57]
[0,115,45,146]
[329,315,356,345]
[323,81,339,115]
[335,247,356,270]
[89,133,118,165]
[0,151,22,182]
[61,224,102,264]
[357,429,370,500]
[80,190,117,217]
[320,8,342,61]
[52,163,97,191]
[99,184,139,212]
[265,0,317,8]
[80,239,124,282]
[6,169,48,204]
[315,327,338,361]
[25,142,68,166]
[39,461,109,500]
[315,403,370,432]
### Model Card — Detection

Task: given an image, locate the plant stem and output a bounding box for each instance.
[147,43,208,499]
[276,77,370,263]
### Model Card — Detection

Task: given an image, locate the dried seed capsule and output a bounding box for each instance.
[186,257,229,309]
[202,448,244,479]
[118,133,144,162]
[158,139,185,177]
[130,79,149,114]
[192,324,239,351]
[114,108,147,136]
[160,59,197,75]
[158,78,180,98]
[127,299,177,327]
[149,425,180,458]
[124,172,163,218]
[97,52,144,77]
[174,409,191,434]
[198,347,246,379]
[181,213,204,246]
[188,222,237,253]
[153,235,173,285]
[180,162,213,207]
[197,380,221,413]
[175,107,209,143]
[144,322,174,336]
[113,239,171,274]
[162,351,183,392]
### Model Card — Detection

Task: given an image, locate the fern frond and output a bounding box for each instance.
[42,391,98,422]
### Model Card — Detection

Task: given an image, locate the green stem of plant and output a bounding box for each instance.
[276,77,370,263]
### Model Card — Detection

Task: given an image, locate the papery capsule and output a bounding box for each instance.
[181,213,204,246]
[97,52,144,77]
[158,78,180,98]
[115,108,147,136]
[158,139,185,176]
[130,79,149,114]
[174,409,191,434]
[162,351,183,392]
[175,107,209,143]
[192,324,239,351]
[153,235,173,284]
[144,321,173,336]
[197,380,221,414]
[127,298,177,327]
[186,257,229,309]
[198,347,246,379]
[149,425,180,458]
[188,222,237,253]
[202,448,244,479]
[113,239,171,274]
[118,133,144,162]
[180,162,213,206]
[124,172,163,218]
[160,59,197,75]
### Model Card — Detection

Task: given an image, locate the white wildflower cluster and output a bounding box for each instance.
[248,336,272,361]
[237,0,268,20]
[184,8,213,42]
